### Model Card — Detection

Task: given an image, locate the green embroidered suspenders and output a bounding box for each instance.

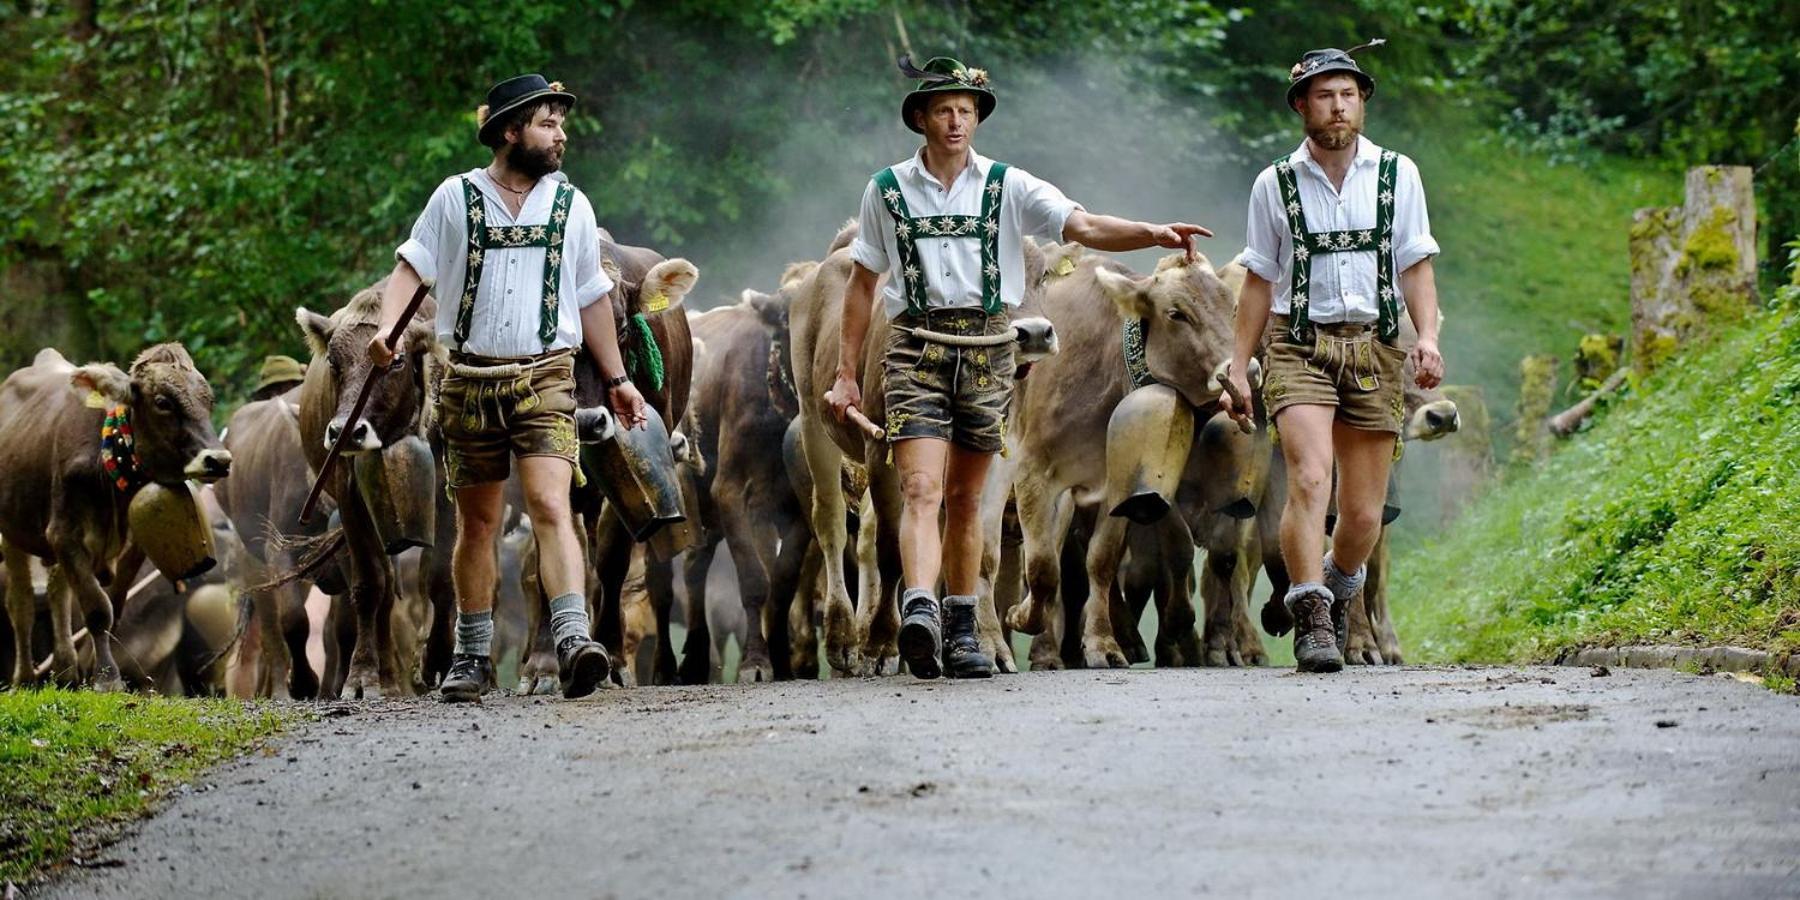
[1272,149,1400,345]
[872,162,1009,316]
[453,177,575,350]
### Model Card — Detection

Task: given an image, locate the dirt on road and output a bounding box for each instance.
[37,667,1800,899]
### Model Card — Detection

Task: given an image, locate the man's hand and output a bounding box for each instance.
[1149,222,1215,260]
[1217,363,1255,428]
[825,369,861,423]
[367,333,397,369]
[608,382,649,430]
[1409,339,1444,390]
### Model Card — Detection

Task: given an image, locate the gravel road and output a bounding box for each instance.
[38,666,1800,899]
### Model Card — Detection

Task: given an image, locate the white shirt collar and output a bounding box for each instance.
[1290,134,1382,173]
[894,147,990,191]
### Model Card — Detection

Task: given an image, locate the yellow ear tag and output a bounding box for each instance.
[642,291,670,313]
[83,390,107,409]
[1053,256,1076,277]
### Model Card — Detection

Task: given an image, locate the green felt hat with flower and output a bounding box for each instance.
[898,55,996,133]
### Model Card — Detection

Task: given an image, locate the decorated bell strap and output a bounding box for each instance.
[872,161,1009,317]
[453,177,576,351]
[1122,317,1157,389]
[1272,149,1400,345]
[100,404,145,493]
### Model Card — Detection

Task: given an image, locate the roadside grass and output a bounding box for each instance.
[0,688,286,884]
[1391,299,1800,665]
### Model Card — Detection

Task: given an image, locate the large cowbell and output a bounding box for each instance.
[128,481,217,581]
[579,404,686,543]
[352,435,437,555]
[1104,384,1196,525]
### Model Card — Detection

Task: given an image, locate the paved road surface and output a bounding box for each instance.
[41,667,1800,899]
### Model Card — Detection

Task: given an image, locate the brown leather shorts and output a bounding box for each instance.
[437,349,579,488]
[882,309,1015,455]
[1261,314,1406,434]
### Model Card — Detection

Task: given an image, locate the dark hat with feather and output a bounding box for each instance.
[898,55,995,133]
[476,73,576,148]
[1286,39,1383,109]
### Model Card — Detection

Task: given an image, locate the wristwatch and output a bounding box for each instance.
[604,374,631,389]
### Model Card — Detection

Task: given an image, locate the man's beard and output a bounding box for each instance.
[511,142,562,179]
[1306,117,1360,151]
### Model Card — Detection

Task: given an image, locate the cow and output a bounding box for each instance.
[788,222,1046,676]
[1002,248,1241,668]
[296,282,444,698]
[0,344,232,689]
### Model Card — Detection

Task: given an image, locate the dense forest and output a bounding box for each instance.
[2,0,1796,412]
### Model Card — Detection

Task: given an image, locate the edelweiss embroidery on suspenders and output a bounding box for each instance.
[1273,149,1400,345]
[452,177,575,350]
[872,163,1009,316]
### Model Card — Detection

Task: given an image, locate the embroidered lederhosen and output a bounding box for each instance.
[452,177,575,351]
[1272,149,1400,346]
[872,162,1009,316]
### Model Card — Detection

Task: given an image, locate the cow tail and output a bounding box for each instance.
[254,525,346,593]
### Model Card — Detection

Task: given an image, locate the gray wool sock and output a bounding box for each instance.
[548,592,591,646]
[943,595,977,611]
[1283,582,1333,615]
[1321,554,1367,602]
[453,610,494,657]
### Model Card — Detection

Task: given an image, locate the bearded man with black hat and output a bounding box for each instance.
[367,74,648,701]
[1218,42,1445,674]
[827,56,1214,679]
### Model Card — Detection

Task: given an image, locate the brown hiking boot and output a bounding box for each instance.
[1285,586,1343,673]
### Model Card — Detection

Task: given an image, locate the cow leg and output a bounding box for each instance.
[52,541,122,690]
[1198,515,1251,667]
[336,496,389,699]
[1350,526,1402,665]
[678,532,719,684]
[4,545,37,685]
[798,420,859,676]
[1005,471,1069,635]
[788,542,822,679]
[417,549,455,692]
[644,553,679,685]
[975,467,1017,674]
[279,580,320,699]
[589,512,632,684]
[992,500,1024,663]
[518,535,558,695]
[859,463,902,676]
[618,548,653,686]
[1079,514,1131,669]
[717,481,775,684]
[764,513,810,681]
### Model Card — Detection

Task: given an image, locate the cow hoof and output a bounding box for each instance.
[1260,598,1294,636]
[93,675,127,693]
[738,655,774,684]
[1082,638,1130,669]
[1124,641,1151,666]
[531,674,559,695]
[678,653,711,686]
[1005,600,1049,636]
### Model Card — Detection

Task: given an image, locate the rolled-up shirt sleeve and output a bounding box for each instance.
[568,193,614,309]
[1393,155,1440,272]
[1010,166,1082,244]
[1239,167,1287,284]
[396,178,461,288]
[847,179,890,274]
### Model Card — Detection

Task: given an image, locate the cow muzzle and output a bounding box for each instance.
[1406,399,1461,442]
[324,418,383,454]
[184,448,233,483]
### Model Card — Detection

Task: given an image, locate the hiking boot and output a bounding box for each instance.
[897,591,943,680]
[1286,586,1343,673]
[439,653,495,703]
[557,635,611,699]
[1321,554,1360,651]
[942,598,993,679]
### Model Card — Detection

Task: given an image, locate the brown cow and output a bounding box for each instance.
[1003,249,1239,667]
[296,282,443,698]
[0,344,232,688]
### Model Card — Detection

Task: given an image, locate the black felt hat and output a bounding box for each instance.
[898,55,996,134]
[477,74,576,148]
[1286,40,1382,110]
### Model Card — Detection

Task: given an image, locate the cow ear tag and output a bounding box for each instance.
[1054,256,1076,277]
[83,389,107,409]
[642,291,670,313]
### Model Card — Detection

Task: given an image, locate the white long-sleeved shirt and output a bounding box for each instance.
[1238,136,1438,323]
[850,149,1081,318]
[396,168,613,358]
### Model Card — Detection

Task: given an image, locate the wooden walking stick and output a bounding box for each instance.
[298,283,430,523]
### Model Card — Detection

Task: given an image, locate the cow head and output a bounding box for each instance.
[71,343,231,485]
[296,281,439,455]
[1092,252,1238,409]
[1398,315,1459,441]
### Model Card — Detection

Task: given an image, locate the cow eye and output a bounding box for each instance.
[154,394,175,412]
[1166,307,1189,323]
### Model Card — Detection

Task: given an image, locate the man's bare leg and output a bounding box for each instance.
[519,454,609,698]
[1273,404,1344,672]
[893,436,949,678]
[1320,421,1396,623]
[940,443,996,677]
[442,481,505,700]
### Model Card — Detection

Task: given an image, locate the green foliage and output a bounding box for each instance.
[1394,301,1800,663]
[0,688,285,882]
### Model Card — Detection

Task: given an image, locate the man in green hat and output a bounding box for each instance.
[1219,43,1445,673]
[250,355,306,402]
[827,55,1213,679]
[365,73,648,701]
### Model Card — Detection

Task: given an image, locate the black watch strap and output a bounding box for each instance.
[604,374,631,389]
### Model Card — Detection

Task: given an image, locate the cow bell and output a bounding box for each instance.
[1104,384,1196,525]
[352,434,437,555]
[579,404,686,543]
[128,481,218,582]
[646,453,704,561]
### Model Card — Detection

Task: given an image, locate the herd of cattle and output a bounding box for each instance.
[0,222,1461,698]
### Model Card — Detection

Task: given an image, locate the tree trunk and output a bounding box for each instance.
[1630,166,1758,374]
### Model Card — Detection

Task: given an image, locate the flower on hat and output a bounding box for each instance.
[1290,62,1306,79]
[966,68,989,87]
[549,81,564,92]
